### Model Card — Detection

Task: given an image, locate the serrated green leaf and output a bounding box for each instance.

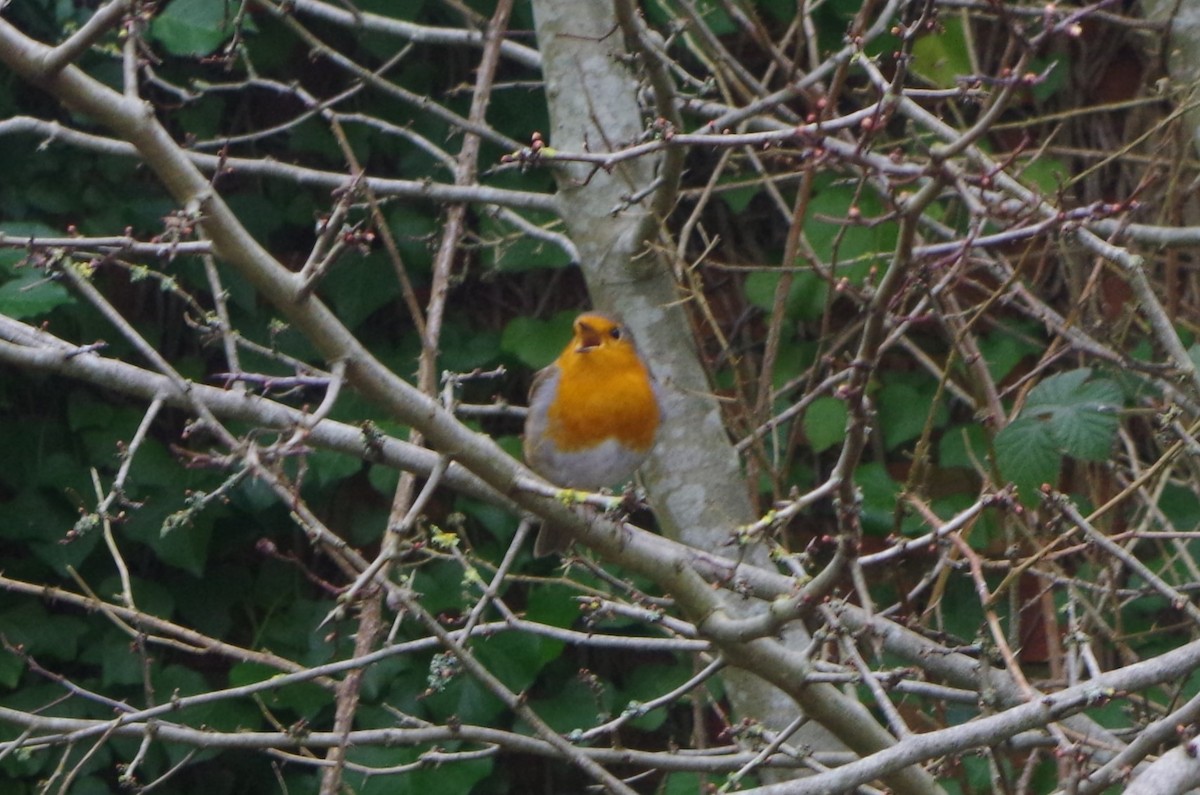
[1049,399,1120,461]
[0,271,73,319]
[1021,368,1122,461]
[1025,368,1092,405]
[994,415,1060,502]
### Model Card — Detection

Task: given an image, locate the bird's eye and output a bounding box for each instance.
[609,327,622,340]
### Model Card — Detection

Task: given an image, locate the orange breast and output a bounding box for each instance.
[544,345,659,453]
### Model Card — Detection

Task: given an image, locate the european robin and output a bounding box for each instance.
[523,313,662,555]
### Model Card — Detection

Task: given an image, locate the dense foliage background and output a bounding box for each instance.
[3,0,1200,793]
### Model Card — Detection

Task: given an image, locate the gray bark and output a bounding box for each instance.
[528,0,868,776]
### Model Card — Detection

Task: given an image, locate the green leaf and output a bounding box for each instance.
[100,633,145,686]
[102,575,176,620]
[805,175,897,272]
[717,172,762,214]
[321,254,402,332]
[424,672,505,726]
[359,656,412,703]
[664,773,709,795]
[803,396,846,453]
[1028,57,1069,103]
[500,312,574,369]
[994,415,1061,502]
[1161,484,1200,529]
[0,222,59,274]
[173,563,250,639]
[151,0,237,56]
[345,746,485,795]
[912,17,972,89]
[744,270,827,322]
[473,631,547,693]
[368,460,400,497]
[0,602,88,662]
[440,318,502,372]
[386,205,437,273]
[938,423,988,470]
[646,0,734,35]
[1022,368,1122,460]
[481,212,571,271]
[528,674,611,734]
[124,496,213,577]
[0,271,73,319]
[977,325,1040,383]
[877,379,948,450]
[229,662,330,718]
[1020,156,1069,197]
[306,449,362,488]
[769,338,815,390]
[67,392,116,431]
[458,496,520,546]
[618,661,693,731]
[855,461,903,536]
[0,653,21,689]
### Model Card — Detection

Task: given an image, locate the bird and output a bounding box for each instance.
[523,312,662,556]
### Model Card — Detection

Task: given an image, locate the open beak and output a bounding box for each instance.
[575,322,602,351]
